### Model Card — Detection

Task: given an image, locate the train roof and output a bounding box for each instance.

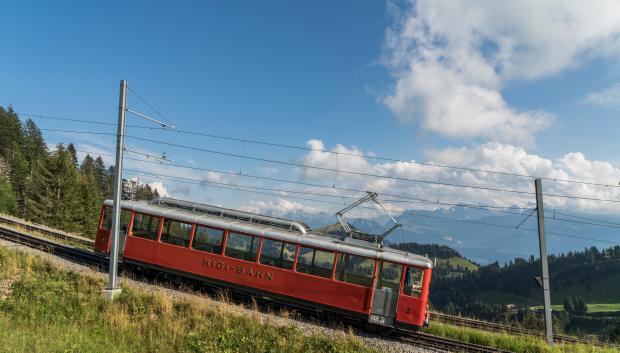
[104,199,433,269]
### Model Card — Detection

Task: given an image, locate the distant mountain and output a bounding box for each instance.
[313,222,347,238]
[277,206,620,265]
[314,218,404,239]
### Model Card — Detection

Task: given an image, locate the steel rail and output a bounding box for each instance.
[431,312,620,348]
[0,214,94,247]
[399,331,514,353]
[0,225,106,268]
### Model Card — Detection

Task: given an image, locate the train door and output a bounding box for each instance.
[394,266,431,326]
[117,210,133,256]
[95,207,132,254]
[369,261,402,326]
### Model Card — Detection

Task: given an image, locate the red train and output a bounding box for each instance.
[94,197,433,329]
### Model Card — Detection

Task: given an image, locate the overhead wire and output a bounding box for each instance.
[125,134,620,204]
[64,146,620,229]
[29,127,539,196]
[126,87,173,126]
[122,169,620,246]
[13,125,620,229]
[18,112,620,189]
[515,208,537,229]
[72,148,535,212]
[550,211,620,227]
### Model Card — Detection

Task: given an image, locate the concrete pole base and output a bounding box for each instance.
[102,288,123,301]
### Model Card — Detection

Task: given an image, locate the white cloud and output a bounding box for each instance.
[297,140,620,215]
[240,199,324,218]
[585,83,620,108]
[382,0,620,144]
[301,139,374,181]
[148,181,169,197]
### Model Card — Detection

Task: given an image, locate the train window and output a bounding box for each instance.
[296,246,334,279]
[403,267,424,297]
[224,232,259,262]
[101,207,131,232]
[376,261,402,293]
[335,254,375,287]
[131,213,160,240]
[160,219,192,247]
[193,226,224,254]
[101,207,112,230]
[259,239,296,270]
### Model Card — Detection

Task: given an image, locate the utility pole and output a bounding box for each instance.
[102,79,127,300]
[535,178,553,345]
[102,80,175,301]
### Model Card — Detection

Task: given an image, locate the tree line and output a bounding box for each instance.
[430,243,620,338]
[0,106,158,237]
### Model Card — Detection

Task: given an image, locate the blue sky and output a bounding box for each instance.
[1,1,412,157]
[3,0,620,226]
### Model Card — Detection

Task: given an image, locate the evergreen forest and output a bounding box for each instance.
[0,106,158,237]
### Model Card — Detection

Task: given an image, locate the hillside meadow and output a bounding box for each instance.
[0,246,374,353]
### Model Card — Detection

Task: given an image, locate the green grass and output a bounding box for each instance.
[530,304,620,314]
[586,304,620,313]
[438,256,479,271]
[1,246,617,353]
[475,285,620,314]
[0,247,374,353]
[423,322,620,353]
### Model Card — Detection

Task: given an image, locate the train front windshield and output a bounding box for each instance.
[403,267,424,297]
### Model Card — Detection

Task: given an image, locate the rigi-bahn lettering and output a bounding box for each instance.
[202,258,273,280]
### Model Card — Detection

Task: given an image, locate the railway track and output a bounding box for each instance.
[0,214,94,247]
[431,311,620,348]
[400,331,513,353]
[0,224,106,268]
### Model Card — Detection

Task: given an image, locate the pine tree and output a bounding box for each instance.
[22,159,54,223]
[93,156,107,198]
[105,166,115,199]
[48,144,82,232]
[0,108,30,218]
[22,119,47,161]
[19,119,52,222]
[134,183,159,201]
[67,143,78,167]
[611,322,620,343]
[563,297,574,312]
[78,173,101,237]
[575,296,588,314]
[80,154,96,176]
[9,150,29,218]
[0,177,16,213]
[0,107,23,157]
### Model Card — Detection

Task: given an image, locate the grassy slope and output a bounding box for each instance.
[0,246,616,353]
[437,256,479,271]
[423,323,619,353]
[0,247,373,353]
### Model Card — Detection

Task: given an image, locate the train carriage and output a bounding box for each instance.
[94,197,432,329]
